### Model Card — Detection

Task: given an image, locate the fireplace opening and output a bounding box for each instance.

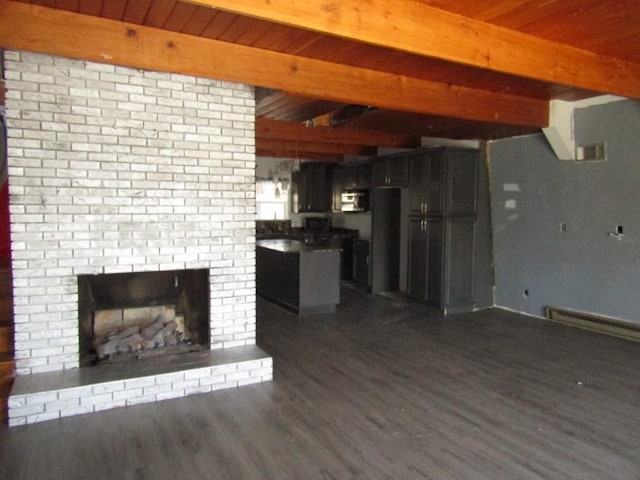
[78,269,210,366]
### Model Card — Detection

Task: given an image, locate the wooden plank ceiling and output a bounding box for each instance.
[1,0,640,161]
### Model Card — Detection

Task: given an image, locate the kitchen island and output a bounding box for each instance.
[256,239,340,315]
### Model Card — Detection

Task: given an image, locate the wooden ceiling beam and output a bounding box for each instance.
[256,118,419,149]
[0,1,548,127]
[185,0,640,99]
[256,137,376,158]
[255,147,342,162]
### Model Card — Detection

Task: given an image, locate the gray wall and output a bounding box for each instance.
[489,99,640,323]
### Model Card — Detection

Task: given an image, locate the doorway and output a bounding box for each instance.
[371,188,407,294]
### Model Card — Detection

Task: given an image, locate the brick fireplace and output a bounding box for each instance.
[4,50,272,426]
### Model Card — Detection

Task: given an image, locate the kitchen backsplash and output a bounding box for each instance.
[256,220,293,236]
[331,212,372,238]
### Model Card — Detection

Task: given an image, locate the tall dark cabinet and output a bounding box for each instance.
[407,147,479,312]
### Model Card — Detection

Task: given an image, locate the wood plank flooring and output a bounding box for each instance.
[1,285,639,479]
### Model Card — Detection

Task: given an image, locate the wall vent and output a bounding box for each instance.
[545,306,640,342]
[575,142,606,162]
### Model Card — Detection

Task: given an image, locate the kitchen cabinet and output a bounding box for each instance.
[372,155,408,187]
[445,148,478,216]
[409,150,444,216]
[346,162,371,190]
[407,147,479,312]
[408,217,475,308]
[292,162,331,213]
[408,217,443,305]
[409,148,477,217]
[313,232,356,280]
[257,239,340,316]
[332,162,371,211]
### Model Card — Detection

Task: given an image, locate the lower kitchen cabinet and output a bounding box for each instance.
[408,217,442,304]
[408,217,475,311]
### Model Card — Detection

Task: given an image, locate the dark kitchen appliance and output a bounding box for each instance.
[352,239,371,287]
[341,190,369,212]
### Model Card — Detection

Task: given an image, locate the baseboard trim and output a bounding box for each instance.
[545,306,640,343]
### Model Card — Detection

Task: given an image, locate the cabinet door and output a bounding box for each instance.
[387,156,408,185]
[355,163,371,189]
[425,150,445,216]
[446,150,478,216]
[443,218,475,307]
[409,151,445,215]
[372,158,389,186]
[425,218,444,306]
[308,163,328,212]
[408,217,443,304]
[296,163,330,212]
[407,217,427,300]
[409,155,427,215]
[344,166,358,190]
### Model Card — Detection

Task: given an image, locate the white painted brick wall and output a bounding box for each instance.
[5,50,257,374]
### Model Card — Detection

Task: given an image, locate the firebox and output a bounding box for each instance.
[78,269,210,366]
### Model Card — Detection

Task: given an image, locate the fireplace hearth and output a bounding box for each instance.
[78,269,210,366]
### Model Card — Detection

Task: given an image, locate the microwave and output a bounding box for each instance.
[341,190,369,212]
[304,216,331,232]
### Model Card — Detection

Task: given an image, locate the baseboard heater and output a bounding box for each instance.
[545,306,640,343]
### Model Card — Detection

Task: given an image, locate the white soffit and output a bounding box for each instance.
[542,95,627,161]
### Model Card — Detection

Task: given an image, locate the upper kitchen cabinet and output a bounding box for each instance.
[350,162,371,190]
[446,149,478,216]
[292,162,332,213]
[372,154,409,187]
[409,147,478,217]
[409,150,445,216]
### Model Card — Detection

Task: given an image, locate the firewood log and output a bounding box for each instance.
[117,333,143,353]
[97,339,119,358]
[141,318,164,340]
[107,325,140,342]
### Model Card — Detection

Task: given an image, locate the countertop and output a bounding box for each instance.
[256,239,341,254]
[256,227,359,240]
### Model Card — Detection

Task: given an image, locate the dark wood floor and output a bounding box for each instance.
[1,285,639,479]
